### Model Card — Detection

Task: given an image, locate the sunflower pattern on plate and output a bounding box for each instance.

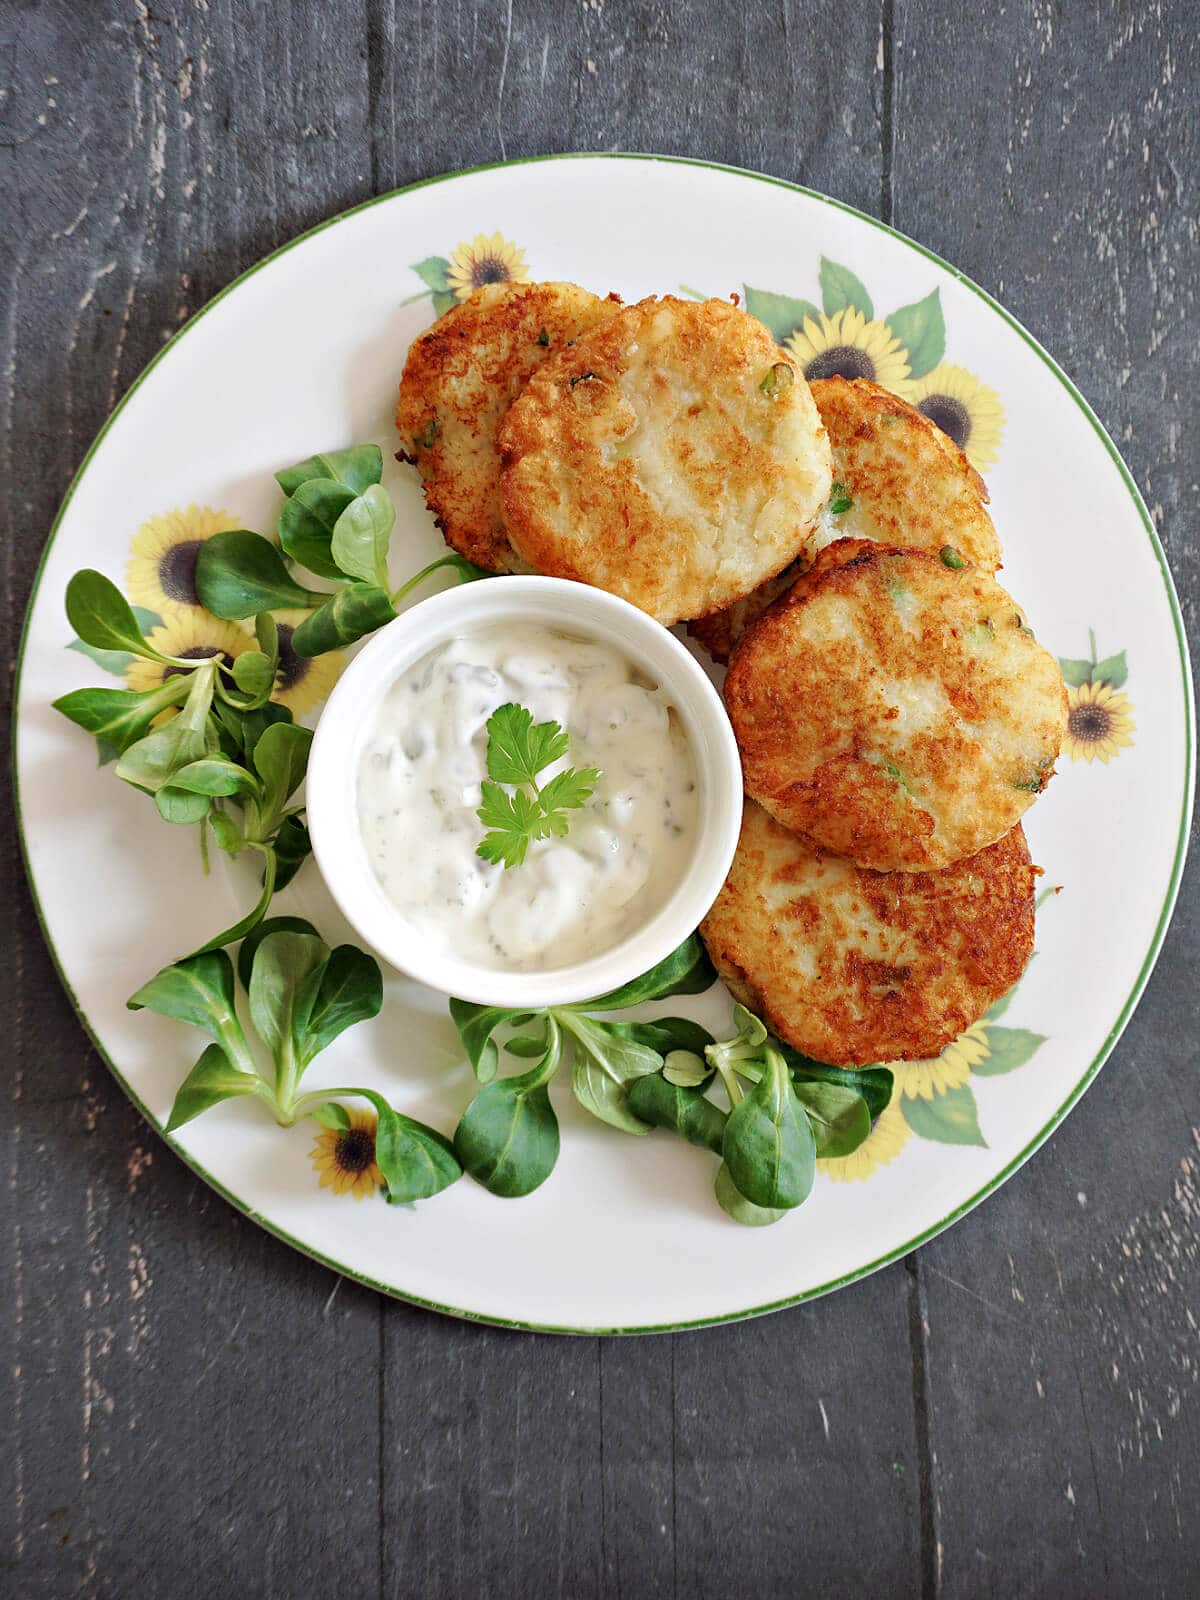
[310,1108,384,1199]
[125,612,253,695]
[1057,631,1136,765]
[405,231,531,317]
[268,609,346,717]
[126,504,243,619]
[903,363,1004,472]
[709,257,1007,471]
[69,510,345,725]
[818,986,1048,1181]
[787,307,911,393]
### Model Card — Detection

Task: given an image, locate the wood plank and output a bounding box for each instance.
[892,1,1200,1592]
[0,3,382,1595]
[668,1293,927,1598]
[366,0,888,217]
[380,1311,605,1598]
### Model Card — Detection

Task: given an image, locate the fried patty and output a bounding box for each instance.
[497,296,833,625]
[724,539,1067,872]
[700,801,1036,1065]
[690,376,1001,661]
[395,282,620,572]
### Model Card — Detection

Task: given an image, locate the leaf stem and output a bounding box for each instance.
[290,1086,376,1123]
[274,1035,301,1122]
[183,843,277,959]
[177,660,218,734]
[390,554,471,607]
[714,1059,744,1108]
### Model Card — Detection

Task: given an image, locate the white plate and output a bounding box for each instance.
[15,155,1194,1333]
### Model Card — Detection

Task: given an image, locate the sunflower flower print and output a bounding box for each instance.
[1063,682,1136,764]
[406,233,531,316]
[820,988,1050,1177]
[1057,631,1135,765]
[446,232,530,299]
[126,505,242,620]
[268,610,346,717]
[902,364,1005,472]
[310,1108,383,1199]
[891,991,1047,1152]
[737,257,1006,470]
[890,1023,988,1102]
[787,307,911,392]
[125,613,251,697]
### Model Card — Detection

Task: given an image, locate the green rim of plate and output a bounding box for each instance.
[13,153,1196,1336]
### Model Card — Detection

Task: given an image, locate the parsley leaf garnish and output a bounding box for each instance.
[475,782,548,868]
[484,703,569,786]
[475,703,600,869]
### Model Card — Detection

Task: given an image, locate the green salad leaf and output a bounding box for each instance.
[65,570,174,663]
[454,1018,563,1197]
[558,1010,661,1136]
[444,936,883,1225]
[722,1045,816,1211]
[276,444,383,498]
[714,1162,788,1227]
[196,529,323,619]
[129,924,454,1206]
[330,483,395,590]
[626,1074,726,1154]
[167,1043,261,1131]
[291,582,397,656]
[279,479,357,579]
[53,677,194,755]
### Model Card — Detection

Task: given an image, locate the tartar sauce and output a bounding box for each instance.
[357,623,699,972]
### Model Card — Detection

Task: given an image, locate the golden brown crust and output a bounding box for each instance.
[687,565,798,664]
[724,538,1068,872]
[689,376,1001,662]
[497,296,833,625]
[812,377,998,556]
[395,282,620,572]
[700,802,1037,1065]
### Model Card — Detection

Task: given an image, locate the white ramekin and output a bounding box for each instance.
[305,575,743,1007]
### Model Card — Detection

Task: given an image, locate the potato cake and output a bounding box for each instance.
[395,281,620,572]
[724,539,1067,872]
[497,296,833,625]
[690,376,1001,661]
[700,801,1036,1065]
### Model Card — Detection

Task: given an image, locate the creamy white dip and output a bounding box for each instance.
[357,623,699,972]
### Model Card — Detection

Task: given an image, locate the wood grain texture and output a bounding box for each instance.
[0,4,382,1598]
[890,4,1200,1593]
[1,1,1196,1597]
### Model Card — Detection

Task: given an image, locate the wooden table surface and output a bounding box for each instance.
[3,4,1197,1596]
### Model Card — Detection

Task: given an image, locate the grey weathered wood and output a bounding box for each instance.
[889,3,1200,1593]
[380,1316,606,1597]
[2,1,1197,1597]
[0,4,382,1598]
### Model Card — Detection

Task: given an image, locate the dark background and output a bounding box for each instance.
[3,3,1198,1596]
